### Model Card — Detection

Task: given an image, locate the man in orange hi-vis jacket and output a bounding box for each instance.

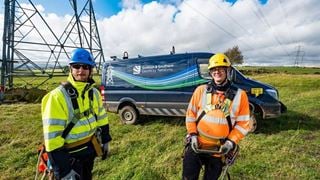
[182,53,251,180]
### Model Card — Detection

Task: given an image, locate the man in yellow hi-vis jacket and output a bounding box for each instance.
[42,48,111,179]
[182,53,250,180]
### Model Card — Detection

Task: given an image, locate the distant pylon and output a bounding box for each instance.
[294,45,304,67]
[0,0,105,101]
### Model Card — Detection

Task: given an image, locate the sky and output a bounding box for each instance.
[0,0,319,67]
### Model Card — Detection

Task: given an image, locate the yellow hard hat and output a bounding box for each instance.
[208,53,231,70]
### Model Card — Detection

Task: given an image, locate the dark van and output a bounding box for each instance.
[100,52,286,130]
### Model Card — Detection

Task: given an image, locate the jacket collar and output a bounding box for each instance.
[67,73,95,92]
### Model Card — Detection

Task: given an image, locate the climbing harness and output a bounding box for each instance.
[182,83,240,180]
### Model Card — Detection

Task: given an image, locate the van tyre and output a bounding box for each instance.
[119,106,138,125]
[249,114,257,133]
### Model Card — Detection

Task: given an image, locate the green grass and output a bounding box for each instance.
[0,68,320,179]
[237,66,320,75]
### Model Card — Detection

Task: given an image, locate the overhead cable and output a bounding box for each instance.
[183,1,273,60]
[250,0,291,57]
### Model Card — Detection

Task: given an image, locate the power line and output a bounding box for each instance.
[211,1,276,60]
[212,1,253,36]
[183,1,274,60]
[277,0,296,45]
[277,0,301,63]
[184,1,237,39]
[250,0,291,57]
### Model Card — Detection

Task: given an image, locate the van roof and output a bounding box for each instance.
[108,52,214,62]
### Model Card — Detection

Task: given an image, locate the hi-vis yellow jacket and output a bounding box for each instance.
[186,84,250,148]
[41,74,109,152]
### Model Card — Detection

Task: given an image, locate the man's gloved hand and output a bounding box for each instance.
[190,135,199,153]
[101,143,109,160]
[220,140,234,155]
[61,169,79,180]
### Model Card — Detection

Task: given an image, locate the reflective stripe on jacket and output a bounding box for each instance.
[42,73,109,152]
[186,84,250,147]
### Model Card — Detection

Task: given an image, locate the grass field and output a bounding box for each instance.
[0,67,319,179]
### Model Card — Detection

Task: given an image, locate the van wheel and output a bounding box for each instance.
[119,106,138,125]
[249,114,257,133]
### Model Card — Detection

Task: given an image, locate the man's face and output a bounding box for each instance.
[209,66,227,85]
[70,64,91,82]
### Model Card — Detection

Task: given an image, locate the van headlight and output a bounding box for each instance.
[266,89,278,100]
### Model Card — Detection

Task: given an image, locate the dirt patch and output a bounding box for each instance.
[3,88,47,103]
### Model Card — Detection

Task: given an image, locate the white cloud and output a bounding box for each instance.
[100,0,320,66]
[1,0,319,67]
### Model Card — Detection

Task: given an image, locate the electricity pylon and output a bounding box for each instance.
[1,0,105,101]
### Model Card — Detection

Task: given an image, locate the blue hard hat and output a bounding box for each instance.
[69,48,95,67]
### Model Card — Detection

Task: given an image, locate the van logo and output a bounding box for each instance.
[251,88,263,97]
[133,65,141,74]
[106,65,114,84]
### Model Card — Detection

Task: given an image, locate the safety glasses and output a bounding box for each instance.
[210,67,227,73]
[71,64,91,70]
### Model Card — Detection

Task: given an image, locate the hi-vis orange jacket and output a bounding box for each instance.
[186,84,250,148]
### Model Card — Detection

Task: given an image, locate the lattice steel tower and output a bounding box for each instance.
[1,0,105,101]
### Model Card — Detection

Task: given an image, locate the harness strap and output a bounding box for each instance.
[60,82,95,139]
[91,135,103,156]
[64,136,92,149]
[226,116,232,133]
[88,88,98,120]
[197,84,237,133]
[64,134,103,157]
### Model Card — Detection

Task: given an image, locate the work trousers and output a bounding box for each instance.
[182,147,223,180]
[70,153,95,180]
[51,154,95,180]
[49,144,96,180]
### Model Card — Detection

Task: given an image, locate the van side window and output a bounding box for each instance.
[197,58,211,80]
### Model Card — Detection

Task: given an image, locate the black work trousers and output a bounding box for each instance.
[49,144,96,180]
[70,153,95,180]
[68,141,97,180]
[182,147,223,180]
[51,154,95,180]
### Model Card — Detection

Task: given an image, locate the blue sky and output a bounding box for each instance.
[10,0,166,17]
[1,0,319,66]
[98,0,267,17]
[11,0,268,18]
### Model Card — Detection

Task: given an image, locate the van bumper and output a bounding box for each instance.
[103,102,118,113]
[261,101,286,119]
